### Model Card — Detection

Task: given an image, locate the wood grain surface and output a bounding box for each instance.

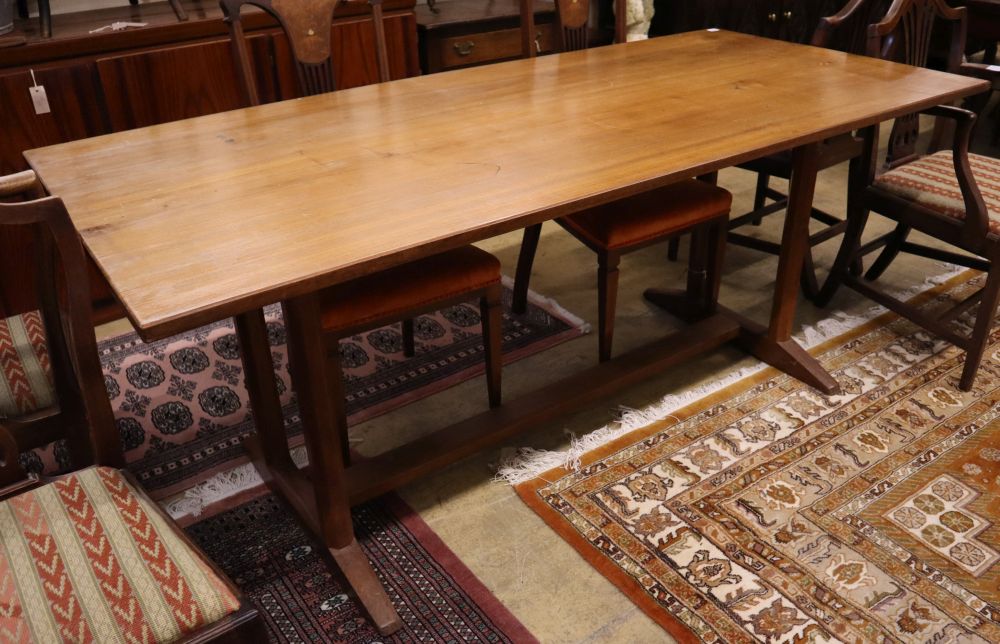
[26,30,987,340]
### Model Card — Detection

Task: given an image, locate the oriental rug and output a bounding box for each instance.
[184,490,536,643]
[515,270,1000,643]
[25,282,585,499]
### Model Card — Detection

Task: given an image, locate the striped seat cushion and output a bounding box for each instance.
[0,467,240,642]
[873,150,1000,235]
[0,312,55,419]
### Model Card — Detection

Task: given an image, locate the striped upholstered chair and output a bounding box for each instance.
[817,0,1000,391]
[0,176,264,642]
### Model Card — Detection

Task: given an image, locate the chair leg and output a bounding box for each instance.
[512,224,542,314]
[865,223,910,281]
[597,252,621,362]
[402,319,415,357]
[752,173,769,225]
[815,205,870,307]
[960,265,1000,391]
[480,284,503,408]
[704,217,727,313]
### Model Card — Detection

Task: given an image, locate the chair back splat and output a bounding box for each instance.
[221,0,391,106]
[812,0,893,55]
[867,0,967,168]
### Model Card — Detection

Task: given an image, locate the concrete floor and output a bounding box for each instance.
[96,123,977,642]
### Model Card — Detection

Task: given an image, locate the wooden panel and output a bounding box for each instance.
[0,63,111,319]
[25,31,987,340]
[0,63,107,175]
[96,35,274,132]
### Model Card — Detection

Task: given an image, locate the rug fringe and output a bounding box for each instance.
[501,275,592,334]
[163,446,309,519]
[494,262,966,485]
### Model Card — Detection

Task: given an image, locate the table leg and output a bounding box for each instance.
[742,142,839,394]
[280,294,402,636]
[645,143,840,395]
[235,310,295,474]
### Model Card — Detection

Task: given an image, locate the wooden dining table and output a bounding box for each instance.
[25,29,987,634]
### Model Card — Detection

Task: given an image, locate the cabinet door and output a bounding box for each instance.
[780,0,844,43]
[0,63,107,175]
[272,12,419,98]
[96,34,275,132]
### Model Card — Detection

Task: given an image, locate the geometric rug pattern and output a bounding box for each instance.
[186,491,537,643]
[26,284,585,500]
[516,271,1000,643]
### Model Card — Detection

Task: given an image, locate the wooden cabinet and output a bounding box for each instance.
[0,63,107,176]
[652,0,844,44]
[417,0,556,73]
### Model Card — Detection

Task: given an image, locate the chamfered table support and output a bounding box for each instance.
[645,142,840,395]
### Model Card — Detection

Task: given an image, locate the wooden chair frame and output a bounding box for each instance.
[0,187,264,641]
[682,0,894,300]
[0,180,123,468]
[518,0,626,59]
[221,0,391,106]
[818,0,1000,390]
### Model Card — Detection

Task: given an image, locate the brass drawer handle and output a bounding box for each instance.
[768,12,777,22]
[453,40,476,56]
[783,10,792,19]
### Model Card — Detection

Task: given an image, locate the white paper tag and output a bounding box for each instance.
[988,65,1000,73]
[29,85,50,115]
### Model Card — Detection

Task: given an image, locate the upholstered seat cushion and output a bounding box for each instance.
[559,179,732,250]
[0,311,55,419]
[0,467,239,642]
[321,245,501,332]
[873,150,1000,235]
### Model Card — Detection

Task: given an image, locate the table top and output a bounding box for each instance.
[26,30,987,340]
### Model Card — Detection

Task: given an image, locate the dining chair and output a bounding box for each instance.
[0,170,122,471]
[817,0,1000,391]
[221,0,504,459]
[666,0,894,300]
[512,0,734,362]
[0,185,264,642]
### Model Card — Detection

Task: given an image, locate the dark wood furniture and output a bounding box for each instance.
[0,170,122,469]
[652,0,846,43]
[818,0,1000,391]
[0,181,262,641]
[0,0,420,323]
[719,0,892,299]
[417,0,556,73]
[26,30,987,636]
[512,0,734,362]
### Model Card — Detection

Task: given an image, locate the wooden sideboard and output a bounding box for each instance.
[651,0,845,43]
[416,0,555,73]
[0,0,420,321]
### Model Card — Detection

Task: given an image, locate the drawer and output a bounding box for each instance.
[430,23,556,70]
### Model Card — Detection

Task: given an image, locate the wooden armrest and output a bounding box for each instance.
[0,170,40,199]
[915,105,990,249]
[811,0,867,48]
[960,62,1000,88]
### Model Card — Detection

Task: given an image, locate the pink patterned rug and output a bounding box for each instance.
[25,282,586,499]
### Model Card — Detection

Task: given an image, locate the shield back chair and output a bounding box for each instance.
[512,0,733,363]
[817,0,1000,391]
[666,0,893,300]
[0,184,264,642]
[0,170,122,472]
[222,0,504,462]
